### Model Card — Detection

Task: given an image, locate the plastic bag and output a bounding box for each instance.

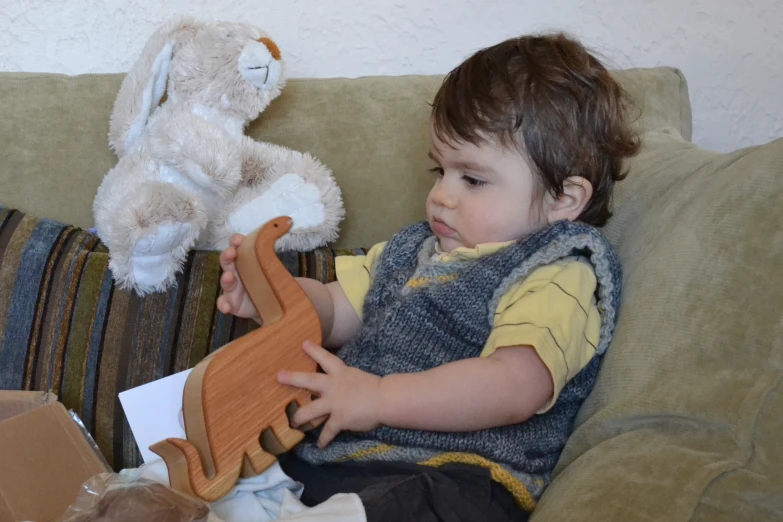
[66,408,112,471]
[57,472,212,522]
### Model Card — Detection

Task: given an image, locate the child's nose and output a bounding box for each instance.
[431,179,458,209]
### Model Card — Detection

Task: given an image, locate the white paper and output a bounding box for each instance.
[118,368,192,464]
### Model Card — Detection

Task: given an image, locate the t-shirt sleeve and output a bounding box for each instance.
[335,241,388,320]
[482,258,601,413]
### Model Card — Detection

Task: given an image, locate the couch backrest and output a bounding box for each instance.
[0,67,691,248]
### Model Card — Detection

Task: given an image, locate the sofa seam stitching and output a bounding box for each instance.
[685,369,783,522]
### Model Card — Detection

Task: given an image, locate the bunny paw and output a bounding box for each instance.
[130,221,199,289]
[228,173,325,235]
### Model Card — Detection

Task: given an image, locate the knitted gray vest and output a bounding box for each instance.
[296,220,622,498]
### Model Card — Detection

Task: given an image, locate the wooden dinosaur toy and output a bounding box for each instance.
[150,216,321,502]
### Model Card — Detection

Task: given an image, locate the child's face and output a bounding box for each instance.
[426,124,548,252]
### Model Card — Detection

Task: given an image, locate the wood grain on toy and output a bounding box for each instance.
[150,216,321,502]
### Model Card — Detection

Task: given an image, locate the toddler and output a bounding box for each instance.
[218,31,639,522]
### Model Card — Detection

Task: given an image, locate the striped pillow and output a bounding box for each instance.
[0,206,362,471]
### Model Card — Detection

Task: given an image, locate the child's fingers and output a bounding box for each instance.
[277,370,329,394]
[220,271,237,292]
[216,295,232,314]
[302,341,344,374]
[291,399,331,428]
[317,419,340,448]
[308,414,328,428]
[219,247,236,270]
[229,234,244,247]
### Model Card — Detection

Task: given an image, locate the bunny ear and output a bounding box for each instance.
[108,16,199,157]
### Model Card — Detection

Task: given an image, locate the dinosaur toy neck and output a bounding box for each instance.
[235,219,314,327]
[250,221,312,325]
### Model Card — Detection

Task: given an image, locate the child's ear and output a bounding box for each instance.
[545,176,593,223]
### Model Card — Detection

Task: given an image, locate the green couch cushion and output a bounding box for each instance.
[530,132,783,521]
[0,67,690,249]
[0,206,356,471]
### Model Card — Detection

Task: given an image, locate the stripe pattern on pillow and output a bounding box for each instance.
[0,206,359,470]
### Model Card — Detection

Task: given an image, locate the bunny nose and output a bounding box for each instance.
[257,37,281,61]
[239,40,282,90]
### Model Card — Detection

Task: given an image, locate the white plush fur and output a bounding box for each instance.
[94,16,344,295]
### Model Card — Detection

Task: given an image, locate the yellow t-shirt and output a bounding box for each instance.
[336,240,601,413]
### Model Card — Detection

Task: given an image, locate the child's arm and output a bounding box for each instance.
[217,234,362,349]
[280,341,553,447]
[293,278,363,348]
[378,345,553,431]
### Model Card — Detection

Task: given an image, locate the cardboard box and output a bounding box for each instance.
[0,391,110,522]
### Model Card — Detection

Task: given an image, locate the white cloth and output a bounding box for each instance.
[121,459,366,522]
[277,492,365,522]
[117,369,365,521]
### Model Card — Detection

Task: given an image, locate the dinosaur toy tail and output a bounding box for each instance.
[150,437,247,502]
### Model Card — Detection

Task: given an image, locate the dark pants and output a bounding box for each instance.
[279,453,529,522]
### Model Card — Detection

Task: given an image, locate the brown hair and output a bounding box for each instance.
[431,32,640,227]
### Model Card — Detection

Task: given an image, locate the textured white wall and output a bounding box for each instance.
[0,0,780,152]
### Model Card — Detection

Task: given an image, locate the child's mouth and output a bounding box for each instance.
[431,218,456,237]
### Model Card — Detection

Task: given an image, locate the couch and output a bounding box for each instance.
[1,66,781,521]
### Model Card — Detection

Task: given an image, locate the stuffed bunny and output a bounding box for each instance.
[93,16,344,295]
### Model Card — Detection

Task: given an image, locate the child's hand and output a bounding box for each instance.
[278,341,382,448]
[217,234,258,320]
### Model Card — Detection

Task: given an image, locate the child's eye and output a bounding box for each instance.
[463,175,486,187]
[428,167,444,177]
